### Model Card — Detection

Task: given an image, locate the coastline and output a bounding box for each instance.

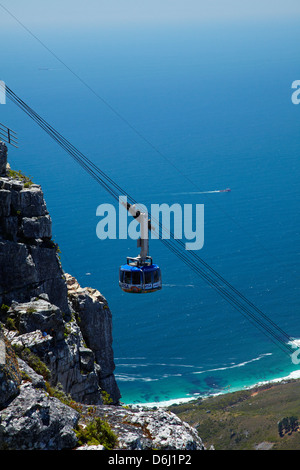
[127,367,300,409]
[117,349,300,409]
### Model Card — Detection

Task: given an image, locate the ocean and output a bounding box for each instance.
[1,19,300,405]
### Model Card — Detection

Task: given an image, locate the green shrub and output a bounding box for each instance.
[45,382,83,413]
[17,347,51,381]
[0,304,10,323]
[0,304,17,331]
[0,304,9,313]
[75,418,118,449]
[5,317,17,331]
[101,390,113,405]
[8,169,33,185]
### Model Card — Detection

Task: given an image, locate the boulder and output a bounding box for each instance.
[90,405,205,450]
[9,298,65,340]
[0,382,79,450]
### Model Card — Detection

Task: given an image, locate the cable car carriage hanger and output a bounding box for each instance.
[119,201,162,294]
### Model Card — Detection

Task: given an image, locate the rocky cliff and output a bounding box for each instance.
[0,141,120,406]
[0,142,205,450]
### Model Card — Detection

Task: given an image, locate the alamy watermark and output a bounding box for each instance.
[290,341,300,365]
[291,80,300,105]
[96,196,204,250]
[0,81,6,105]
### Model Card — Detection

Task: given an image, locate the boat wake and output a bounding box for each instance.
[172,188,231,195]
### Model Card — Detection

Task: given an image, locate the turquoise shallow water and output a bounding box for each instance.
[1,20,300,404]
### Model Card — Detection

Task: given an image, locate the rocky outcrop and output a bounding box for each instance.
[0,381,79,450]
[0,336,78,450]
[66,274,120,403]
[0,348,205,450]
[0,356,79,450]
[4,296,104,405]
[0,179,68,312]
[0,155,120,405]
[93,405,205,450]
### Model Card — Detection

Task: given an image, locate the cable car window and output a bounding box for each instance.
[153,269,160,283]
[124,271,131,284]
[144,271,152,284]
[132,271,141,285]
[119,271,124,282]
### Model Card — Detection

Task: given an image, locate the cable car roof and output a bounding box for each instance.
[120,263,160,272]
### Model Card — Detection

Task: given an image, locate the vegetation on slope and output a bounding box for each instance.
[169,380,300,450]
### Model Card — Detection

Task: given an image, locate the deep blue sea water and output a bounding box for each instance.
[1,19,300,405]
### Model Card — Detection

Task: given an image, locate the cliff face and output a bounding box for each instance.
[0,142,120,405]
[0,143,67,312]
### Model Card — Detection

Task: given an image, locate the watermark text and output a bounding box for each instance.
[96,196,204,251]
[291,80,300,105]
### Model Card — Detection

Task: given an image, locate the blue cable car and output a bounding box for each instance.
[118,202,162,294]
[119,256,162,293]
